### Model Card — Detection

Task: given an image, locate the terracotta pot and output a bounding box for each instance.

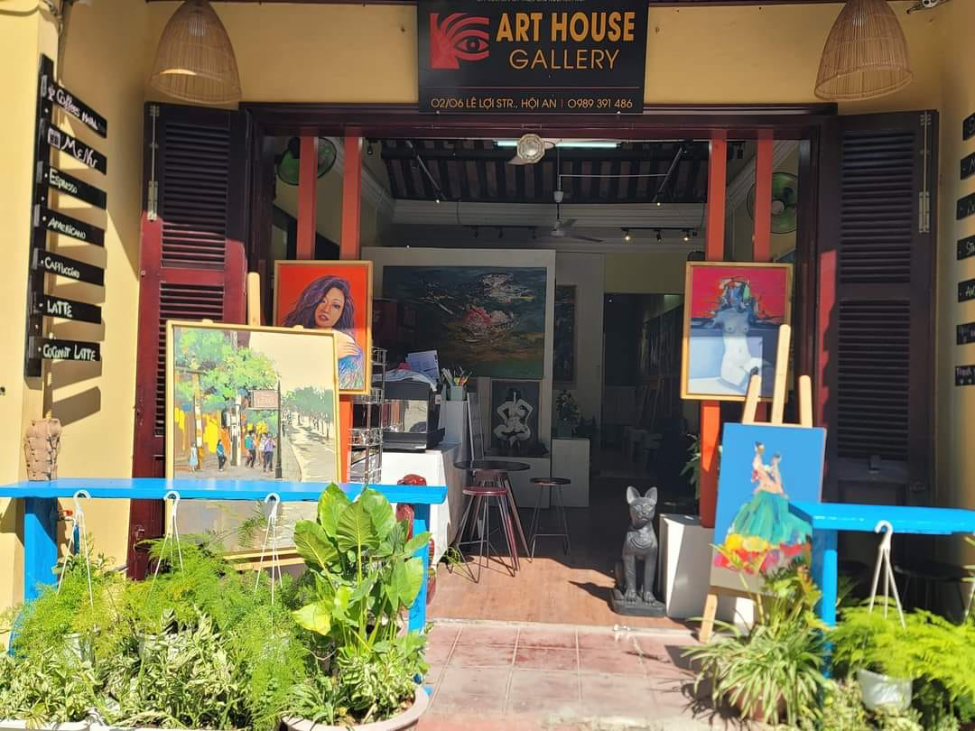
[283,687,429,731]
[735,694,786,723]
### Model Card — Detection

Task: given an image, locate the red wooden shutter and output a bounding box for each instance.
[128,103,250,578]
[816,112,937,506]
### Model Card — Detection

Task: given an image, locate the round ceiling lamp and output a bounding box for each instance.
[516,134,546,165]
[150,0,242,105]
[815,0,913,101]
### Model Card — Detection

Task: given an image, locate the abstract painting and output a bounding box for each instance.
[274,260,373,394]
[681,262,792,401]
[383,266,546,379]
[710,423,826,593]
[166,321,340,552]
[490,380,540,457]
[553,285,576,383]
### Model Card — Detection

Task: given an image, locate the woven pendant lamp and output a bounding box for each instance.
[815,0,913,101]
[150,0,241,105]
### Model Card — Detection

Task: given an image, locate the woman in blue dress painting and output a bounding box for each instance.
[717,442,812,574]
[282,276,363,391]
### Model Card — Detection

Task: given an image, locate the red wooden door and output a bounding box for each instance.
[816,112,937,506]
[128,103,250,578]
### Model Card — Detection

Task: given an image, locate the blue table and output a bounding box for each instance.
[0,478,448,633]
[790,501,975,626]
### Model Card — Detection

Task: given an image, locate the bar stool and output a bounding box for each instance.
[528,477,572,558]
[455,485,518,582]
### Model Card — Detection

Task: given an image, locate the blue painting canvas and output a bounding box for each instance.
[710,423,826,592]
[383,266,547,379]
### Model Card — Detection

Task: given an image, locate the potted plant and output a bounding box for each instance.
[555,390,580,438]
[684,556,827,726]
[285,484,432,729]
[831,603,975,726]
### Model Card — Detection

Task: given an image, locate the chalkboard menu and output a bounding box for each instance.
[24,55,106,377]
[960,278,975,304]
[959,235,975,262]
[958,322,975,346]
[964,112,975,142]
[957,365,975,388]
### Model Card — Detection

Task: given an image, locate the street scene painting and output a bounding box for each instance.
[274,260,373,394]
[681,262,792,401]
[710,423,826,593]
[383,266,547,379]
[166,322,340,552]
[553,285,576,383]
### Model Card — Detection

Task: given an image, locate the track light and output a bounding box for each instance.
[498,227,504,239]
[693,229,699,238]
[623,229,632,242]
[655,229,662,243]
[435,198,441,205]
[367,143,374,156]
[655,200,662,207]
[683,230,690,242]
[531,228,537,240]
[473,227,479,239]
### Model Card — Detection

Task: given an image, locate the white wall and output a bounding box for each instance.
[554,253,604,428]
[362,247,557,450]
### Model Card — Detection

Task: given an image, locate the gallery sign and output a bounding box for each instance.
[417,0,648,113]
[250,389,279,409]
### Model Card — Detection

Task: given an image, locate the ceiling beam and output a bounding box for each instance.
[381,145,710,163]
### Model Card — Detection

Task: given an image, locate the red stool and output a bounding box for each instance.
[455,485,518,582]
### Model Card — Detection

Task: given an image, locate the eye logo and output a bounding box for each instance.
[429,12,490,70]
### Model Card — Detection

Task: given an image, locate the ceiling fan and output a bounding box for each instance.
[506,133,616,165]
[549,188,602,243]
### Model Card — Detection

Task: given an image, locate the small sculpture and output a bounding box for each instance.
[612,486,666,617]
[24,418,62,481]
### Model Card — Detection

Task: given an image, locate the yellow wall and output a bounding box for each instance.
[0,0,147,610]
[934,0,975,566]
[143,2,939,111]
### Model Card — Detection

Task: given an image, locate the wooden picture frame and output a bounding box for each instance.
[680,261,793,403]
[272,260,373,395]
[165,320,340,553]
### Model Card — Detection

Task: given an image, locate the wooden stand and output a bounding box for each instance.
[698,325,814,642]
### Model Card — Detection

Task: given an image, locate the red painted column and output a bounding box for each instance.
[338,132,363,481]
[699,131,727,529]
[296,136,319,260]
[752,130,774,263]
[752,131,774,422]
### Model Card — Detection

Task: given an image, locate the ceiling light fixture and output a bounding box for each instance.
[683,230,690,242]
[655,229,662,243]
[623,229,632,242]
[515,134,546,164]
[150,0,241,104]
[815,0,913,101]
[496,139,618,149]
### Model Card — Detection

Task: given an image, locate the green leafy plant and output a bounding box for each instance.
[831,602,975,728]
[289,484,430,725]
[684,557,827,726]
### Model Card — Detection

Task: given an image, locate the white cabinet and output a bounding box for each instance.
[552,438,590,507]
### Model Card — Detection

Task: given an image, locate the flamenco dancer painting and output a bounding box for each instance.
[714,441,812,577]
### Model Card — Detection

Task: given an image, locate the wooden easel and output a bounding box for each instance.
[698,324,814,642]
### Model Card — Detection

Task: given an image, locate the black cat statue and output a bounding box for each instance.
[611,486,666,617]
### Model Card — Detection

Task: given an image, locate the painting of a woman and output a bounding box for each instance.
[274,261,373,394]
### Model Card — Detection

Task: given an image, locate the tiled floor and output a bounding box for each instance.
[418,620,743,730]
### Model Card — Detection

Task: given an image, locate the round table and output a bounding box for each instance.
[453,459,531,473]
[453,459,532,565]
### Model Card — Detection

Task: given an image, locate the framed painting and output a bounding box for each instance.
[382,266,546,379]
[165,321,340,553]
[490,380,540,457]
[273,260,373,395]
[553,285,576,384]
[710,423,826,593]
[681,262,793,402]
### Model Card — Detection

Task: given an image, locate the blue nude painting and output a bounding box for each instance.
[681,263,792,401]
[710,423,826,592]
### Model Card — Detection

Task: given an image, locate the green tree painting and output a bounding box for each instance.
[174,329,277,410]
[283,386,334,425]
